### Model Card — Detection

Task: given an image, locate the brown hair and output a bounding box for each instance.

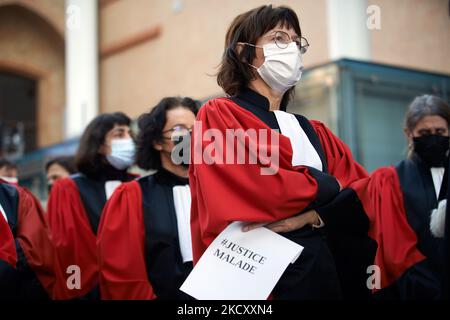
[217,5,302,105]
[76,112,131,177]
[135,97,199,171]
[405,94,450,156]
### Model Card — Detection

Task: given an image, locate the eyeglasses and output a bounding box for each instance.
[161,125,192,140]
[239,31,309,54]
[263,30,309,54]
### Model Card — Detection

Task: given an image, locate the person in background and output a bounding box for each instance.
[0,159,18,186]
[98,97,198,300]
[0,176,57,300]
[352,95,449,299]
[47,112,137,300]
[45,156,76,192]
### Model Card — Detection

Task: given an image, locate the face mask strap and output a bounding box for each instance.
[237,42,263,49]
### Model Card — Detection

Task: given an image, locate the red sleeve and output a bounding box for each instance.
[97,181,156,300]
[190,99,333,262]
[0,214,16,267]
[351,167,426,289]
[16,187,57,296]
[311,120,368,186]
[47,178,98,299]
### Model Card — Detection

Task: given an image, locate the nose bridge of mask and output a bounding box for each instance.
[110,138,135,156]
[260,42,303,73]
[262,42,301,60]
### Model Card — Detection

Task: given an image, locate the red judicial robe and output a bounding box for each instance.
[97,181,155,300]
[47,177,99,299]
[0,180,57,299]
[190,97,368,265]
[350,157,444,297]
[47,169,136,300]
[98,169,193,300]
[0,210,16,267]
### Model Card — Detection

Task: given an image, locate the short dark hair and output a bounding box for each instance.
[0,158,16,170]
[45,156,76,174]
[136,97,199,171]
[217,5,302,105]
[75,112,131,177]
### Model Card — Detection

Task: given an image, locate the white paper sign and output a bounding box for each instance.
[180,221,304,300]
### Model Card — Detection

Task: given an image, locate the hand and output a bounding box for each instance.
[242,210,320,233]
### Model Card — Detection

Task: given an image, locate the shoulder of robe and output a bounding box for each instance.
[0,182,19,200]
[309,120,333,136]
[16,186,39,207]
[110,179,142,199]
[51,176,78,193]
[199,97,236,115]
[370,166,398,182]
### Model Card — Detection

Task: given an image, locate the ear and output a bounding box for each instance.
[98,144,108,156]
[403,127,411,138]
[235,42,244,55]
[153,140,163,151]
[404,128,413,147]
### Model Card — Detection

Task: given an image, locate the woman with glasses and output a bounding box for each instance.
[190,5,370,299]
[97,97,199,300]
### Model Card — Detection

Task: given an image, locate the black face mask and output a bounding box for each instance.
[413,135,450,167]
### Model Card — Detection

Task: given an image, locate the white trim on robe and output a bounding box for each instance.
[105,180,122,200]
[172,185,193,263]
[0,202,7,223]
[273,110,323,171]
[430,167,445,200]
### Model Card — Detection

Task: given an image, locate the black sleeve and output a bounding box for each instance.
[0,258,21,299]
[315,188,377,300]
[315,188,369,235]
[14,239,49,300]
[373,258,441,299]
[304,166,340,209]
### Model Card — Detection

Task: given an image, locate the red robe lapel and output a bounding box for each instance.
[0,211,16,267]
[97,181,156,300]
[47,178,99,299]
[15,186,58,296]
[350,167,426,290]
[190,98,367,263]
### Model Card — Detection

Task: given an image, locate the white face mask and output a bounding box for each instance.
[0,176,18,185]
[249,42,303,94]
[106,138,135,170]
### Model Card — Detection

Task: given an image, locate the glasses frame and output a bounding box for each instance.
[161,125,193,140]
[262,30,310,54]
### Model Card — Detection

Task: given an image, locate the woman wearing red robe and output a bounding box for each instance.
[97,97,198,299]
[47,112,136,299]
[352,95,449,299]
[189,5,369,299]
[0,180,56,299]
